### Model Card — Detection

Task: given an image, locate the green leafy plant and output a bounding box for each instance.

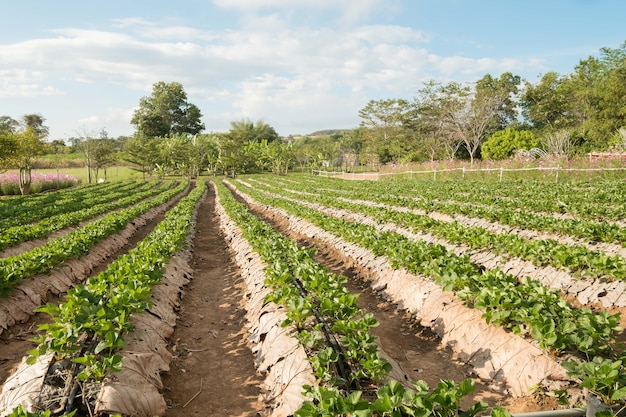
[6,404,76,417]
[563,357,626,416]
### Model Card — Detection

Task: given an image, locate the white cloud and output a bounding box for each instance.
[0,69,64,97]
[0,14,548,137]
[76,107,135,136]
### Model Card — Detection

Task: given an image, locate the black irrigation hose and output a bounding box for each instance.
[42,334,98,415]
[289,275,357,393]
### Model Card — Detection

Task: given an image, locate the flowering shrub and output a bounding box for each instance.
[0,172,81,195]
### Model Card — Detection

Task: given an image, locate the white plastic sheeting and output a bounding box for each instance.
[214,185,316,417]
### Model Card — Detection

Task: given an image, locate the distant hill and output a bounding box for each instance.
[307,128,353,137]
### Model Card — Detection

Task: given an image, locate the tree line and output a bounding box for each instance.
[357,41,626,164]
[1,42,625,192]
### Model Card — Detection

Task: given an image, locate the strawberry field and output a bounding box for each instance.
[0,175,624,416]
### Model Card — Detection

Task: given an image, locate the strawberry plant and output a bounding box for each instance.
[231,179,622,358]
[25,180,205,405]
[562,357,626,417]
[0,180,168,250]
[0,180,188,293]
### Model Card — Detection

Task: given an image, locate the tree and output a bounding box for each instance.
[569,43,626,150]
[48,139,69,154]
[12,127,46,194]
[474,72,521,134]
[0,114,49,194]
[520,72,579,133]
[259,140,294,175]
[358,99,409,142]
[187,134,216,178]
[90,139,118,181]
[0,116,19,135]
[155,133,213,178]
[22,113,49,138]
[130,81,205,137]
[215,119,281,177]
[292,137,315,172]
[0,132,19,170]
[227,119,280,143]
[123,134,161,179]
[430,81,508,164]
[481,128,539,160]
[74,129,117,183]
[412,81,465,161]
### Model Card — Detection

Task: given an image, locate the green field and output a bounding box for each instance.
[31,165,143,183]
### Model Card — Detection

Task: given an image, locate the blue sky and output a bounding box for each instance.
[1,0,624,140]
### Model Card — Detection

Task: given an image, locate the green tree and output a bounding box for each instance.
[48,139,69,154]
[227,119,280,143]
[1,115,49,194]
[358,99,408,141]
[187,134,216,178]
[156,134,192,177]
[474,72,521,134]
[292,137,315,172]
[90,139,118,181]
[481,128,539,160]
[0,116,19,135]
[521,72,579,134]
[74,129,117,183]
[22,113,49,138]
[14,127,46,194]
[0,132,19,170]
[412,81,465,161]
[130,81,205,137]
[358,99,410,162]
[122,134,161,179]
[570,43,626,150]
[259,139,294,175]
[216,119,280,176]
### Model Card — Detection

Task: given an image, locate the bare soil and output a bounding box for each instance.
[161,186,265,417]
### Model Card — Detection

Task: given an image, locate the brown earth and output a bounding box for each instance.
[161,186,265,417]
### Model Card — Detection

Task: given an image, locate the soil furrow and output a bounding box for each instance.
[161,187,264,417]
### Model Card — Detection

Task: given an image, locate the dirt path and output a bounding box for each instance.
[161,187,265,417]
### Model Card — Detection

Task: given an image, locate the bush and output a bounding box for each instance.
[482,128,539,160]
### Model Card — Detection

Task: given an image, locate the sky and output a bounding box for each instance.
[1,0,625,140]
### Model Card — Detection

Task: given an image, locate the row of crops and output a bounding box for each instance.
[218,174,626,415]
[0,179,204,416]
[0,173,624,416]
[213,180,510,417]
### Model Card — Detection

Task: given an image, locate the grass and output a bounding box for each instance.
[20,166,143,184]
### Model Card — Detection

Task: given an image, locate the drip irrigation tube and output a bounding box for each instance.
[512,409,586,417]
